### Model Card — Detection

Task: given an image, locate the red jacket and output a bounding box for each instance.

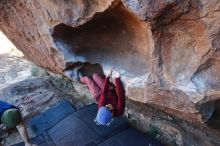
[98,76,125,117]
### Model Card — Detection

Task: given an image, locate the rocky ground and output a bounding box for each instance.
[0,51,86,146]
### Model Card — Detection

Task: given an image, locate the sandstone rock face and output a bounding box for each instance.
[0,0,220,125]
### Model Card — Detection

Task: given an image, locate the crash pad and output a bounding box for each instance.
[74,103,129,141]
[12,134,55,146]
[48,114,100,146]
[97,128,165,146]
[29,99,76,135]
[13,101,165,146]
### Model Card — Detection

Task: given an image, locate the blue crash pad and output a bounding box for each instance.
[73,103,129,141]
[29,99,77,135]
[14,101,165,146]
[48,114,100,146]
[98,128,165,146]
[12,133,55,146]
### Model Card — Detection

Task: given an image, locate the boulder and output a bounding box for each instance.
[0,0,220,123]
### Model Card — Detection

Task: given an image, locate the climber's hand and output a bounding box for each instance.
[108,67,114,77]
[113,71,120,78]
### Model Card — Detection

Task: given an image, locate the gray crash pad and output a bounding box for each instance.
[98,128,165,146]
[73,103,129,141]
[48,114,100,146]
[47,103,128,146]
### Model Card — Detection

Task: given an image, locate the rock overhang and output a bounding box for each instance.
[0,0,220,124]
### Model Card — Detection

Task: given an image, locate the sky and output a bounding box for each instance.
[0,30,23,56]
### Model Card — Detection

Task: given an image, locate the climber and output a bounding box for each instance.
[80,67,125,126]
[0,100,36,146]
